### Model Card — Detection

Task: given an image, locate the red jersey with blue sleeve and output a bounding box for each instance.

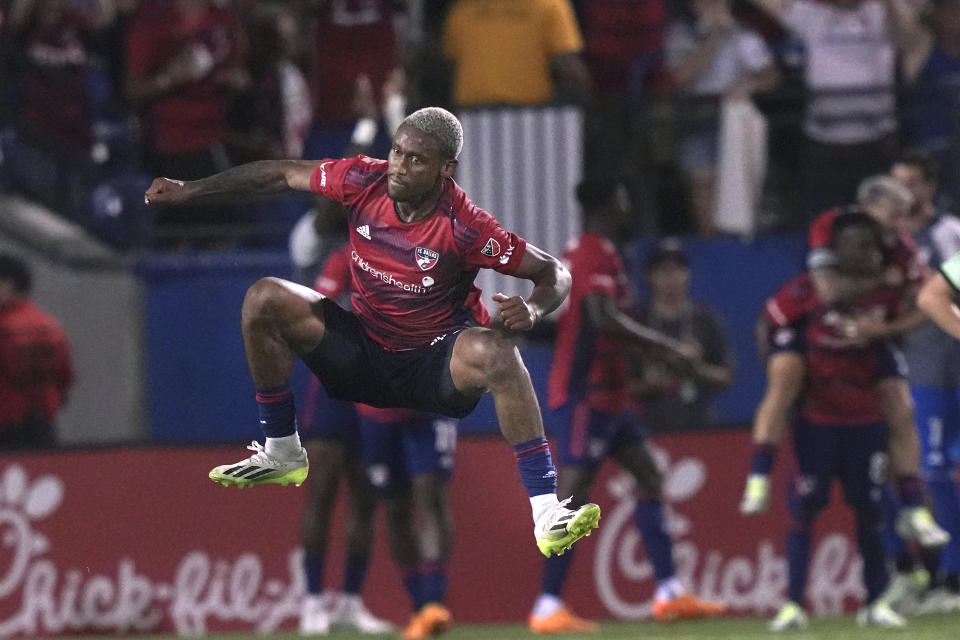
[309,156,528,350]
[764,273,902,425]
[547,233,631,413]
[311,243,417,423]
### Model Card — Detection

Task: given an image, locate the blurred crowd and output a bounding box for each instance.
[0,0,957,248]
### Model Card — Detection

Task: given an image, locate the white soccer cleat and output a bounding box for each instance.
[768,601,808,631]
[208,441,309,488]
[914,588,960,615]
[534,497,601,558]
[896,506,951,549]
[856,599,906,628]
[330,593,394,634]
[739,474,771,515]
[300,593,332,635]
[881,568,929,615]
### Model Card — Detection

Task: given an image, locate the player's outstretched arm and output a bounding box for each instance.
[918,272,960,341]
[144,159,322,206]
[493,244,571,331]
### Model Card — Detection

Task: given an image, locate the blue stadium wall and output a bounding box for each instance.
[140,234,807,442]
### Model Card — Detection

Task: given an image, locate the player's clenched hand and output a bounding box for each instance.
[492,293,539,331]
[739,474,770,515]
[144,177,192,206]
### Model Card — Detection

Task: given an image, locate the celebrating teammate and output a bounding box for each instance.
[527,179,726,634]
[144,107,599,557]
[742,211,911,630]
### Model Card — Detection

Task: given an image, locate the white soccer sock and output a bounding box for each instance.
[530,493,560,526]
[532,594,563,618]
[265,432,303,459]
[654,577,685,602]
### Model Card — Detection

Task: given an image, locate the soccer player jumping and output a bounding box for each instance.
[144,107,600,557]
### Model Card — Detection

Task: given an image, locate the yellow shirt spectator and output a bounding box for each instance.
[443,0,584,107]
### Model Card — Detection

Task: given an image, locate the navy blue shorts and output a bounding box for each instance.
[551,401,647,469]
[789,418,888,520]
[302,299,481,419]
[360,413,458,496]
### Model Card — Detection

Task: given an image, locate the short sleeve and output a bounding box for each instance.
[309,155,385,206]
[737,30,773,73]
[576,250,620,299]
[461,208,528,274]
[763,277,815,328]
[808,210,836,249]
[940,252,960,292]
[544,0,583,56]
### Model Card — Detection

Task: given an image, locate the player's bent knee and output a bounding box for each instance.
[455,328,523,380]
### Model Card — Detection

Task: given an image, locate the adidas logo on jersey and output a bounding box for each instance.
[356,224,371,240]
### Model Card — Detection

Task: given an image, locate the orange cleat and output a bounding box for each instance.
[402,603,452,639]
[652,593,727,622]
[528,607,599,634]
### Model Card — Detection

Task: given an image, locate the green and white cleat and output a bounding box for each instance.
[768,602,808,631]
[896,506,950,549]
[856,599,907,628]
[535,498,601,558]
[208,441,308,488]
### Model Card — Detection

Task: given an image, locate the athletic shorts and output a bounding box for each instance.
[551,401,647,469]
[361,413,458,496]
[302,299,481,419]
[790,418,888,515]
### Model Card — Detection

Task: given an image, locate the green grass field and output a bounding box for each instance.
[77,613,960,640]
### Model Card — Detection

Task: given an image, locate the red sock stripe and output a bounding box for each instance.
[256,390,292,403]
[515,442,549,458]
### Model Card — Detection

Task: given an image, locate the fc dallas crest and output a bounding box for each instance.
[416,247,439,271]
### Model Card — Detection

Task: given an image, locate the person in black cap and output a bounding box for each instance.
[630,238,735,433]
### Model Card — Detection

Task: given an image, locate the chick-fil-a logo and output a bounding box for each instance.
[0,465,304,638]
[593,446,865,619]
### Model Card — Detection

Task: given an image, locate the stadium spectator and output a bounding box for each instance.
[741,212,908,630]
[0,254,73,449]
[576,0,668,206]
[747,0,922,222]
[893,150,960,613]
[125,0,247,247]
[229,3,311,162]
[13,0,104,149]
[629,238,735,432]
[144,107,601,560]
[901,0,960,212]
[665,0,779,235]
[305,0,406,159]
[529,179,726,633]
[441,0,590,107]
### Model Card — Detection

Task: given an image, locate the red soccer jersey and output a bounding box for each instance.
[547,233,631,413]
[764,273,901,425]
[808,208,928,291]
[309,156,527,350]
[312,244,415,422]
